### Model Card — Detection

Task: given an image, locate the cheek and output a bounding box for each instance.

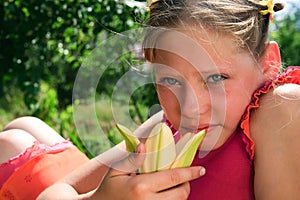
[224,89,251,124]
[156,86,181,126]
[157,86,179,110]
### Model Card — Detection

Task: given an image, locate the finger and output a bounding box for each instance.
[141,166,205,192]
[156,182,191,200]
[108,143,146,177]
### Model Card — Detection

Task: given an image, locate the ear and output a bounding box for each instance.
[260,41,281,78]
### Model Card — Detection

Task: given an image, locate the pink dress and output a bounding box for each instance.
[0,140,88,200]
[166,66,300,200]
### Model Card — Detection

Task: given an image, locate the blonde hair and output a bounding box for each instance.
[143,0,284,61]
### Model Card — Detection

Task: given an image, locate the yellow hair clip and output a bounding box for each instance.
[259,0,275,15]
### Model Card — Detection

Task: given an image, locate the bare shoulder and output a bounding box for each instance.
[251,83,300,199]
[251,82,300,154]
[251,83,300,139]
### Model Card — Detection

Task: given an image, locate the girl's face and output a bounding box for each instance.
[152,29,269,150]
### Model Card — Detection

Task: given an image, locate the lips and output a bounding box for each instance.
[180,124,219,134]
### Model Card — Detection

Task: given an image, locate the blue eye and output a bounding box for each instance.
[159,77,180,86]
[206,74,227,84]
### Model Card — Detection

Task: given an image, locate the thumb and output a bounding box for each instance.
[108,143,146,177]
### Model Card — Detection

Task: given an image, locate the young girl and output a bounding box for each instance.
[40,0,300,199]
[4,0,300,199]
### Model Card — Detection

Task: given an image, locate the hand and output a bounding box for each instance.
[93,143,205,200]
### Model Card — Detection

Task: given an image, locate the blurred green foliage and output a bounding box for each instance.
[0,0,157,157]
[271,6,300,68]
[0,0,149,109]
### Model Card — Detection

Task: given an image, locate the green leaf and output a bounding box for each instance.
[172,130,206,168]
[116,124,139,152]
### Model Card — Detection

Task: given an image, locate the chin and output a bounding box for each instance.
[198,132,226,152]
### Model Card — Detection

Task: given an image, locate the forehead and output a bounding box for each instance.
[155,27,242,61]
[151,29,241,70]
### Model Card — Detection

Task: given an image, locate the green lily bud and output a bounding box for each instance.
[117,122,206,173]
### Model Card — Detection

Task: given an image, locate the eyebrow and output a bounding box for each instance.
[152,61,234,76]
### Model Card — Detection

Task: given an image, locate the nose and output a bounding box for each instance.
[180,83,211,119]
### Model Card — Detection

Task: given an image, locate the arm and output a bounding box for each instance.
[54,111,165,194]
[38,143,205,200]
[251,83,300,200]
[56,141,128,194]
[39,111,205,199]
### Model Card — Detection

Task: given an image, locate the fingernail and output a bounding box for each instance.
[200,167,206,176]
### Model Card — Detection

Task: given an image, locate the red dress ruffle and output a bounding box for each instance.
[240,66,300,160]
